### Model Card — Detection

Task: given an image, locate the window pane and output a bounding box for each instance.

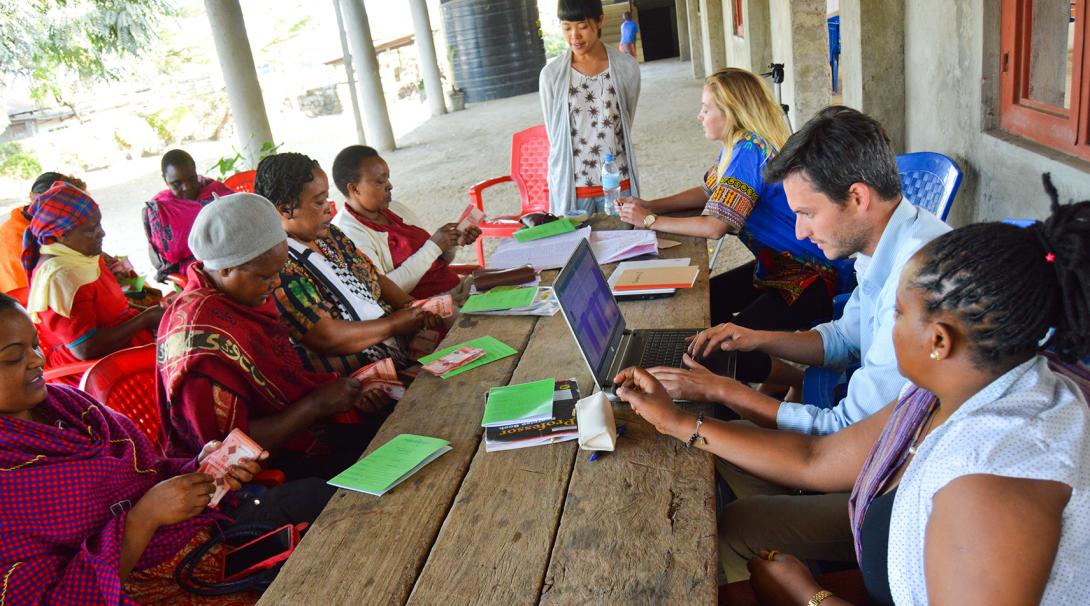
[1027,0,1075,109]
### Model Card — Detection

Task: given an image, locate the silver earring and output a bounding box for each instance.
[930,350,940,361]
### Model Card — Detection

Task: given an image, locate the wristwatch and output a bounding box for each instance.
[643,213,658,228]
[807,589,834,606]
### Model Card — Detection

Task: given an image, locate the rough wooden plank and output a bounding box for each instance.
[408,229,713,605]
[406,309,593,605]
[258,314,539,605]
[540,236,719,605]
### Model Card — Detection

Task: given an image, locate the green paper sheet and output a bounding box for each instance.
[328,434,451,496]
[481,378,556,427]
[461,286,538,313]
[513,217,576,242]
[418,335,518,379]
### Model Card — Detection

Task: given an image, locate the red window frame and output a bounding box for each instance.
[999,0,1090,160]
[733,0,745,37]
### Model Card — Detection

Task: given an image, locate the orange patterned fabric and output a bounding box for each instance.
[0,207,29,292]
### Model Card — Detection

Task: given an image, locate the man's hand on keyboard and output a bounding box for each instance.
[688,322,766,360]
[647,353,738,403]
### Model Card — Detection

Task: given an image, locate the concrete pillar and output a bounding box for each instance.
[687,0,705,78]
[699,0,727,75]
[676,0,691,61]
[768,0,830,129]
[340,0,396,151]
[409,0,446,117]
[841,0,905,150]
[203,0,274,167]
[333,0,366,144]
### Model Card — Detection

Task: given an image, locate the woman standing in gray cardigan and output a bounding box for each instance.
[539,0,641,215]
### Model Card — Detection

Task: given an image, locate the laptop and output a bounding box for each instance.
[553,239,735,400]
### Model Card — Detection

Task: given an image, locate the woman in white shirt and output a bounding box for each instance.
[330,145,480,299]
[615,175,1090,605]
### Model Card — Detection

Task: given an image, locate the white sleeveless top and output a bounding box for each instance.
[888,356,1090,604]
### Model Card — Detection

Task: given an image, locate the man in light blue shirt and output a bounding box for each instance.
[648,106,951,579]
[655,107,950,436]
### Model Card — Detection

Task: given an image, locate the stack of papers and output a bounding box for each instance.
[418,336,518,379]
[613,265,699,290]
[589,230,659,264]
[461,286,538,313]
[464,287,558,317]
[607,258,692,296]
[485,379,581,452]
[482,378,556,427]
[328,434,451,496]
[489,226,660,270]
[489,226,591,270]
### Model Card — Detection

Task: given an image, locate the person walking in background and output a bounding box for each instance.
[619,11,638,58]
[540,0,641,215]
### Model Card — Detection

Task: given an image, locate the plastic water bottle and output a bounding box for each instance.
[601,153,622,216]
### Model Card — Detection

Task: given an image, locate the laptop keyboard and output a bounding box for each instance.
[637,330,697,368]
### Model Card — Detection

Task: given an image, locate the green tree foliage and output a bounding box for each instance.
[0,142,43,180]
[0,0,174,107]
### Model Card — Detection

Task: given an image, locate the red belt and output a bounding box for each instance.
[575,179,632,199]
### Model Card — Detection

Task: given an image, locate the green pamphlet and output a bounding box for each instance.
[482,378,556,427]
[328,434,451,496]
[418,335,518,379]
[461,286,538,313]
[513,217,576,242]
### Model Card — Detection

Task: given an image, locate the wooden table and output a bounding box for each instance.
[260,219,717,605]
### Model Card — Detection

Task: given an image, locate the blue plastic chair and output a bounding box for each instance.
[828,16,840,93]
[897,152,963,222]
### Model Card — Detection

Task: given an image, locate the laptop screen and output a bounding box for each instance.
[553,240,626,383]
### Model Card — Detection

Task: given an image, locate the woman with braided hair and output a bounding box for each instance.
[614,173,1090,605]
[255,152,442,376]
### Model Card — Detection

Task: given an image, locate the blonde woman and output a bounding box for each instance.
[619,68,849,340]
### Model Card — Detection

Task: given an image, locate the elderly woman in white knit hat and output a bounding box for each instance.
[156,192,389,482]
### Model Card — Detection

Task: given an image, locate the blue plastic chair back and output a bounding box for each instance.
[827,16,840,58]
[897,152,963,222]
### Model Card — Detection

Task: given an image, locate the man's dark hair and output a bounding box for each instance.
[30,172,67,195]
[254,152,320,217]
[559,0,604,21]
[910,174,1090,370]
[763,106,902,205]
[331,145,381,197]
[160,149,196,175]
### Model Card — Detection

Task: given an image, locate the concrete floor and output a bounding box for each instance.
[18,59,753,281]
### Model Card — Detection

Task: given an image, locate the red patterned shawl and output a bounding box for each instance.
[0,384,212,605]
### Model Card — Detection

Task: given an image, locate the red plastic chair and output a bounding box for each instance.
[223,170,256,193]
[5,287,29,307]
[44,360,97,385]
[468,124,550,266]
[79,344,162,446]
[80,344,284,485]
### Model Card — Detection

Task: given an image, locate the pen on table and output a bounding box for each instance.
[588,425,627,462]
